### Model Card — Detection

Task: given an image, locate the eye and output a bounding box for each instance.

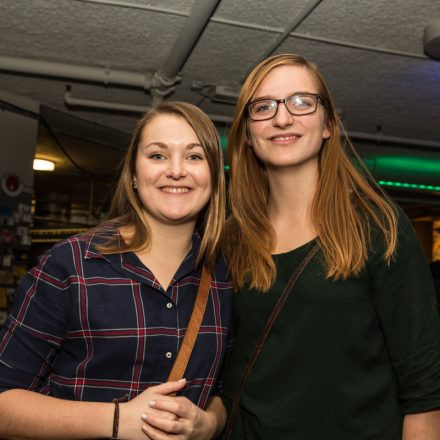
[252,101,274,114]
[290,95,315,110]
[149,152,166,160]
[187,153,204,161]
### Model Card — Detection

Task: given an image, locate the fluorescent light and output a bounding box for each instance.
[33,159,55,171]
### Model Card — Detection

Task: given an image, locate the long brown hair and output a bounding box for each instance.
[225,53,397,291]
[96,101,225,268]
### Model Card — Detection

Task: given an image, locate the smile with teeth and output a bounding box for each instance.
[161,186,190,193]
[271,134,300,142]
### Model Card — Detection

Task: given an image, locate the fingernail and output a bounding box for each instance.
[178,378,186,383]
[141,413,148,421]
[148,400,155,407]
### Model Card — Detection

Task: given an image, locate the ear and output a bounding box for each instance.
[322,125,331,140]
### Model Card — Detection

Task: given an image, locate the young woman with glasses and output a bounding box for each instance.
[221,53,440,439]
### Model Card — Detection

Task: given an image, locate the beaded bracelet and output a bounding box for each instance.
[111,399,120,440]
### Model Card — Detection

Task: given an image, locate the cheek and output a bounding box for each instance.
[193,165,212,188]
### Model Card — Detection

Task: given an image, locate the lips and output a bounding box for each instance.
[160,186,190,193]
[270,133,301,143]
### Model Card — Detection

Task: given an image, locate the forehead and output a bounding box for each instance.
[139,113,199,146]
[252,65,318,99]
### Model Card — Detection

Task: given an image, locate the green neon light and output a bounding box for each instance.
[375,157,440,175]
[378,180,440,192]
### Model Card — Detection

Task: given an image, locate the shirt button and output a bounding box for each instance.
[166,302,173,309]
[165,352,172,359]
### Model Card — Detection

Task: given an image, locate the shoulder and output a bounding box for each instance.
[42,232,94,261]
[33,232,103,278]
[368,203,415,256]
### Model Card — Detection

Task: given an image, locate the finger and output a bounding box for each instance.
[148,378,187,396]
[141,421,172,440]
[141,413,186,435]
[149,398,194,420]
[147,406,179,421]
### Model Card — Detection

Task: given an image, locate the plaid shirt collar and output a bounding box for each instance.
[83,225,203,290]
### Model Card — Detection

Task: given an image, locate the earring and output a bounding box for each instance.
[132,179,138,189]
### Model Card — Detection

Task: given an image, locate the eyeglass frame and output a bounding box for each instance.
[246,92,323,121]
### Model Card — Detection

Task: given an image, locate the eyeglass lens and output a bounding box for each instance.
[249,94,318,120]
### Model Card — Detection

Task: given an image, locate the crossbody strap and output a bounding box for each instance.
[167,264,212,387]
[223,243,319,439]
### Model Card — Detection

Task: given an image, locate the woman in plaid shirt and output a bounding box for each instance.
[0,101,232,439]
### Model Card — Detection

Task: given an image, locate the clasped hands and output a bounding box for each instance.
[119,379,217,440]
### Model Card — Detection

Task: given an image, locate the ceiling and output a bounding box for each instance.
[1,0,440,217]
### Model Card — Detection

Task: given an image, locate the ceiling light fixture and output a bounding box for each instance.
[33,158,55,171]
[424,20,440,59]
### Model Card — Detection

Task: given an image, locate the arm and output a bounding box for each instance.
[0,389,114,440]
[369,211,440,422]
[403,410,440,440]
[0,380,187,440]
[140,393,227,440]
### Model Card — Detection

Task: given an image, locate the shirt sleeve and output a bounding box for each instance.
[0,243,73,392]
[368,208,440,414]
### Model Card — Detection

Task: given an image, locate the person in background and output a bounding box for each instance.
[221,53,440,439]
[0,101,231,440]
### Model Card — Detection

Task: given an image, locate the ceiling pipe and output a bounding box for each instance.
[242,0,323,80]
[150,0,221,104]
[0,55,151,89]
[64,91,233,123]
[65,91,150,113]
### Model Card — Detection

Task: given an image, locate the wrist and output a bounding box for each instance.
[111,399,120,439]
[201,410,219,440]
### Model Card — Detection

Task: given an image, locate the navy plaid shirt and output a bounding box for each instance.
[0,229,232,408]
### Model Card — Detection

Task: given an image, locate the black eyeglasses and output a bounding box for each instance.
[247,92,322,121]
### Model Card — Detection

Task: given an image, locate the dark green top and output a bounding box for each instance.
[222,211,440,439]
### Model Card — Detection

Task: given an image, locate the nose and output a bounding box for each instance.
[166,157,187,179]
[272,101,294,128]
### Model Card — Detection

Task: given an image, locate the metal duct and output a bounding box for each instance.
[64,91,232,124]
[159,0,221,80]
[0,55,150,89]
[243,0,323,79]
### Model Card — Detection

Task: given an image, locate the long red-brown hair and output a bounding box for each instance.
[225,54,397,291]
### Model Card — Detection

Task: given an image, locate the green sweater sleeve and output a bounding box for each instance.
[368,209,440,414]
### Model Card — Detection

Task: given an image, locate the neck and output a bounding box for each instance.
[149,217,196,258]
[122,215,196,259]
[266,160,319,253]
[266,160,318,220]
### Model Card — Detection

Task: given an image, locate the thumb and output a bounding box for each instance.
[149,378,187,396]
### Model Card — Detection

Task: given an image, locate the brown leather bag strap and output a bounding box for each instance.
[223,243,319,439]
[167,264,212,385]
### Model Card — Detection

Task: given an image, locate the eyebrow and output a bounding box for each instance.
[141,142,203,150]
[250,91,317,101]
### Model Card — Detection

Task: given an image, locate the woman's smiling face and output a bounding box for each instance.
[247,64,330,170]
[134,113,211,227]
